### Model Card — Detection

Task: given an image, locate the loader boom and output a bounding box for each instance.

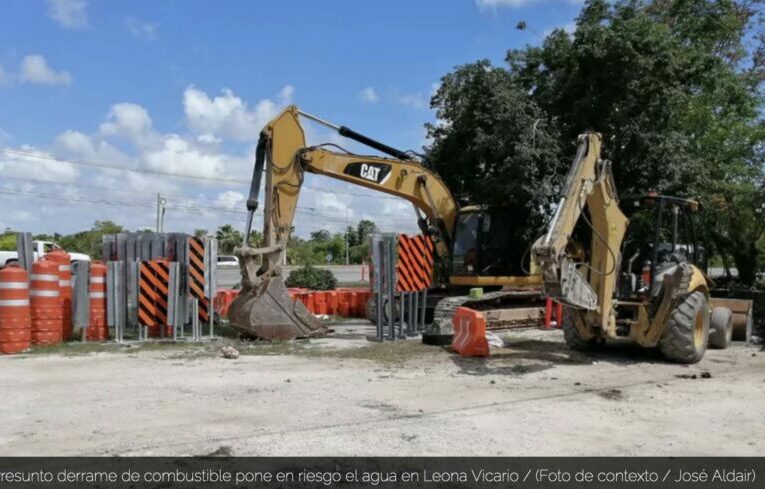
[531,132,628,332]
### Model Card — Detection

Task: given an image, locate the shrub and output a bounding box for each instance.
[285,265,337,290]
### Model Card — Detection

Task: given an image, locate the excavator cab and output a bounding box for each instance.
[450,207,520,280]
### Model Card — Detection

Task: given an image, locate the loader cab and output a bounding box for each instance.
[619,194,704,299]
[450,206,519,280]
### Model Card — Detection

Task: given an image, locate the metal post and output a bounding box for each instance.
[398,291,409,337]
[385,236,396,341]
[192,299,200,342]
[411,290,419,336]
[419,289,428,332]
[72,261,90,342]
[15,232,34,272]
[204,236,218,339]
[406,292,413,337]
[374,239,384,341]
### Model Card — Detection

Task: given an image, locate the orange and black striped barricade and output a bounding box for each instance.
[138,259,171,339]
[87,262,108,341]
[396,234,434,336]
[43,249,73,341]
[188,237,210,331]
[0,264,32,354]
[451,306,490,357]
[30,260,63,345]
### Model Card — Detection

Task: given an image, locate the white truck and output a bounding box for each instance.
[0,241,91,267]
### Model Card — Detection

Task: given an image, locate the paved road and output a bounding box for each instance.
[217,264,367,288]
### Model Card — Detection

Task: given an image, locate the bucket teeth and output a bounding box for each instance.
[228,276,328,340]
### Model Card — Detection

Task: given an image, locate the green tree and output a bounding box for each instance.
[57,220,124,257]
[0,231,16,251]
[215,224,243,254]
[428,0,765,284]
[310,230,331,242]
[356,219,377,244]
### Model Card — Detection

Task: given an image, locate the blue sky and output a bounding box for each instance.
[0,0,582,238]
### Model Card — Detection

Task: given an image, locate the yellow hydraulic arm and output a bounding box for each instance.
[531,132,628,331]
[239,105,458,289]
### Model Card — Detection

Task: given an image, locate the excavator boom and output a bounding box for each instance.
[228,106,458,339]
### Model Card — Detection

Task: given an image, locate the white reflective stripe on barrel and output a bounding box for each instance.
[58,265,72,271]
[30,290,59,297]
[0,282,27,289]
[59,280,72,286]
[31,274,59,281]
[0,299,30,306]
[90,277,106,284]
[89,292,106,299]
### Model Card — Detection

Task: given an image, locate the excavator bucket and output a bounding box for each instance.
[228,275,329,340]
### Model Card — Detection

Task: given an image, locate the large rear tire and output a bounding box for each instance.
[561,308,598,350]
[659,291,709,363]
[708,306,733,349]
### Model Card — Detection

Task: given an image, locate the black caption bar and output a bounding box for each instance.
[0,457,760,488]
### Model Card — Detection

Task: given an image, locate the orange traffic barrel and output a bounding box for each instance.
[30,260,63,345]
[0,264,32,354]
[87,261,108,341]
[43,250,73,341]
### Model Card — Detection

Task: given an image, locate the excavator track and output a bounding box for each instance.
[433,289,545,332]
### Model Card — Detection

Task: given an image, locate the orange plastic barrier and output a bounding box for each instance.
[87,262,108,341]
[0,264,32,354]
[30,260,63,345]
[213,289,240,318]
[43,250,73,341]
[451,306,489,357]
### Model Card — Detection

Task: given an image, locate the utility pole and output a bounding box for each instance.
[156,193,167,232]
[345,208,350,265]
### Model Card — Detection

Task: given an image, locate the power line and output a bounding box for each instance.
[0,187,416,225]
[0,147,248,184]
[0,147,406,200]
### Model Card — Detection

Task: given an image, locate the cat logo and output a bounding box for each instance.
[343,162,392,185]
[360,164,380,182]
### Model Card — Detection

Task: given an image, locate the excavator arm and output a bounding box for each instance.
[531,132,628,331]
[229,105,458,339]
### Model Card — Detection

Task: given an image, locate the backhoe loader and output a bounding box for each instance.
[228,106,543,340]
[531,132,733,363]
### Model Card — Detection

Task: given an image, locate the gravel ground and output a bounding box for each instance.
[0,321,763,456]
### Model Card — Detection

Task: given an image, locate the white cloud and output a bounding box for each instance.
[125,17,158,40]
[215,190,245,210]
[99,103,154,146]
[398,94,426,109]
[183,85,293,142]
[278,85,294,104]
[0,145,78,182]
[46,0,88,29]
[358,87,379,104]
[19,55,73,86]
[141,134,226,180]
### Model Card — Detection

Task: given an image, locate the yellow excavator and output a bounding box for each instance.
[228,106,543,339]
[531,132,734,363]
